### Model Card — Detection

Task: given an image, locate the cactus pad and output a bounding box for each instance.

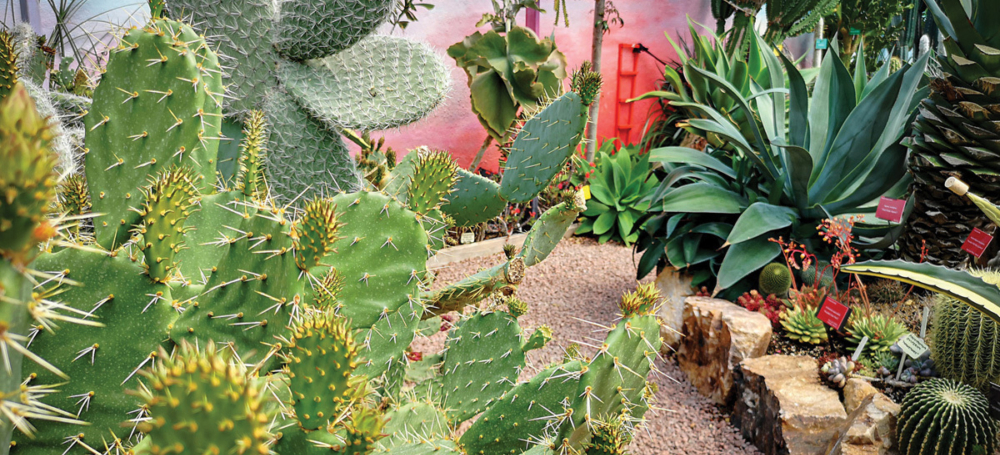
[379,400,450,448]
[0,84,57,260]
[439,310,527,422]
[278,35,450,131]
[407,151,457,215]
[286,309,358,430]
[84,18,223,249]
[499,92,587,203]
[519,195,586,267]
[274,0,394,62]
[422,257,525,318]
[292,198,341,271]
[236,110,270,200]
[174,190,255,279]
[136,340,270,455]
[0,31,16,100]
[263,90,360,205]
[20,248,176,453]
[135,166,200,283]
[440,168,505,227]
[461,361,584,454]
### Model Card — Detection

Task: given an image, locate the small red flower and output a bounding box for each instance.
[512,208,521,215]
[406,351,423,362]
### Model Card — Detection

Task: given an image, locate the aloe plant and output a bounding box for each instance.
[635,30,929,294]
[576,143,658,245]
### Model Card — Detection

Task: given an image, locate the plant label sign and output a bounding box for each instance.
[898,333,929,359]
[817,296,851,331]
[582,185,591,200]
[875,196,906,223]
[460,232,475,244]
[990,382,1000,420]
[962,227,993,258]
[816,38,829,50]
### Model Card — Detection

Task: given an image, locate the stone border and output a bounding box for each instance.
[427,224,578,270]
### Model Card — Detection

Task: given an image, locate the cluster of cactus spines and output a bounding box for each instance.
[406,151,457,216]
[135,340,271,455]
[291,198,341,272]
[584,416,630,455]
[570,61,603,107]
[931,293,1000,390]
[57,175,89,236]
[134,166,200,283]
[0,31,16,100]
[235,110,270,200]
[284,309,357,430]
[897,378,998,455]
[83,16,224,249]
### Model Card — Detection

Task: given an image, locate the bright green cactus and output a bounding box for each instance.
[83,17,223,250]
[134,166,200,283]
[235,110,269,200]
[758,263,792,296]
[134,340,271,455]
[897,378,997,455]
[440,168,506,227]
[285,309,358,430]
[0,31,16,100]
[931,293,1000,390]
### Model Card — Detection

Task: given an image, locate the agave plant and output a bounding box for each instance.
[635,30,929,294]
[576,143,658,245]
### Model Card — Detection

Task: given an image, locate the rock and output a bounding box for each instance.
[654,267,694,348]
[844,378,879,414]
[826,388,901,455]
[733,355,848,455]
[677,297,772,405]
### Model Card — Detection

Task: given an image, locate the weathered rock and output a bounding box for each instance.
[826,385,901,455]
[733,355,848,455]
[844,378,879,414]
[677,297,772,405]
[654,267,694,348]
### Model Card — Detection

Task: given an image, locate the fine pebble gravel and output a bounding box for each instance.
[421,237,761,455]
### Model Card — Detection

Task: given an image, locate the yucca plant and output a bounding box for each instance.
[898,0,1000,268]
[576,143,658,245]
[636,30,929,294]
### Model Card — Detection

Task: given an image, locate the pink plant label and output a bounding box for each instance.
[962,227,993,258]
[817,296,851,331]
[875,196,905,223]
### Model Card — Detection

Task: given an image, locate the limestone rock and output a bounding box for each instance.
[827,388,900,455]
[844,378,879,413]
[677,297,772,405]
[733,355,848,455]
[654,267,694,348]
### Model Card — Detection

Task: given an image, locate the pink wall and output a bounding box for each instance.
[371,0,715,172]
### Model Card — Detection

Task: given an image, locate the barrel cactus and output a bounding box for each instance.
[897,378,998,455]
[759,263,792,296]
[931,293,1000,390]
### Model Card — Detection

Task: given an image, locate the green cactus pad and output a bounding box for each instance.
[263,90,360,205]
[274,0,393,62]
[175,190,256,280]
[170,0,275,117]
[440,167,505,227]
[406,151,457,215]
[278,35,450,131]
[499,92,587,203]
[0,31,16,100]
[325,191,428,328]
[235,110,270,200]
[422,257,525,318]
[136,340,270,455]
[19,248,176,454]
[384,151,420,204]
[557,314,662,448]
[519,195,586,267]
[134,166,200,283]
[379,401,450,448]
[375,439,463,455]
[84,18,223,249]
[340,406,387,455]
[286,310,358,430]
[439,310,527,422]
[460,361,584,454]
[292,198,341,271]
[354,299,422,388]
[584,416,630,455]
[522,325,552,352]
[170,204,305,367]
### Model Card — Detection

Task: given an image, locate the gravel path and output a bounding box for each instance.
[422,237,761,455]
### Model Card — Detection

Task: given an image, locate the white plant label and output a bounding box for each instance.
[852,336,869,362]
[898,333,930,359]
[460,232,475,244]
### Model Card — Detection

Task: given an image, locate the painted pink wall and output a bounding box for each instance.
[371,0,715,172]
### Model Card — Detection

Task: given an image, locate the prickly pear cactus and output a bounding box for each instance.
[0,31,17,100]
[83,17,223,249]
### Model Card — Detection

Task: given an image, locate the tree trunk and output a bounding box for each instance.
[585,0,605,162]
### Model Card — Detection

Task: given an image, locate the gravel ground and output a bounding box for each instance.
[420,237,761,455]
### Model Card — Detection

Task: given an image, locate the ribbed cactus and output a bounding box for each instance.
[897,378,997,455]
[758,263,792,296]
[931,293,1000,390]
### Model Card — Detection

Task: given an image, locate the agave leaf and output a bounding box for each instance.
[842,260,1000,325]
[716,234,781,290]
[727,202,797,245]
[649,146,736,178]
